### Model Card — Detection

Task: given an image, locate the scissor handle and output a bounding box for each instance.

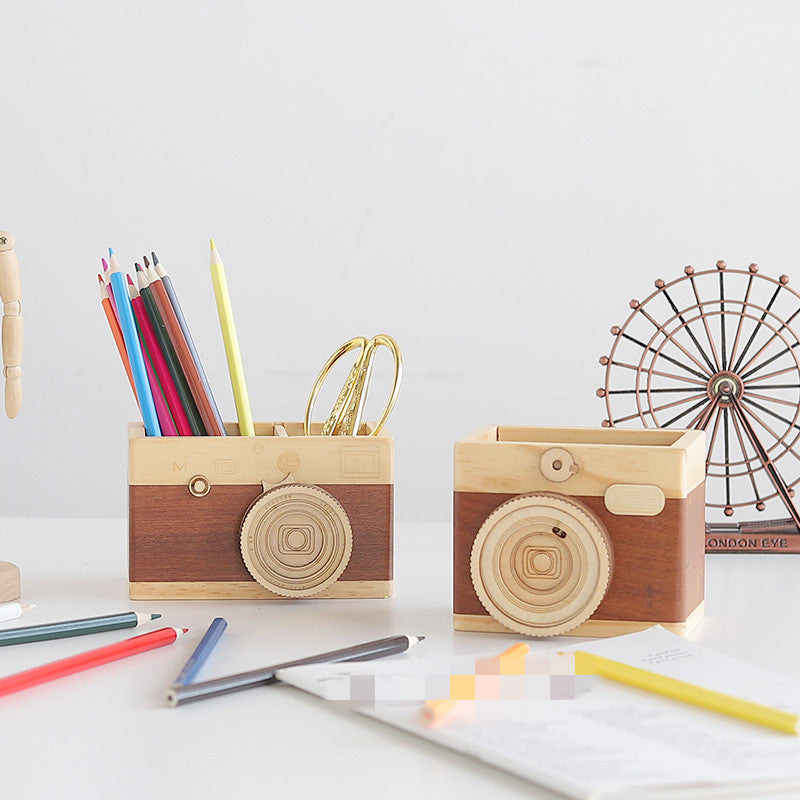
[304,334,403,436]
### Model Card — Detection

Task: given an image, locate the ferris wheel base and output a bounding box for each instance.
[706,519,800,553]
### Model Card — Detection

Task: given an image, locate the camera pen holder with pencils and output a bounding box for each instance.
[453,426,707,638]
[128,421,394,600]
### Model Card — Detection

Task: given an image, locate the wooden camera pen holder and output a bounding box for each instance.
[128,422,393,600]
[454,426,706,638]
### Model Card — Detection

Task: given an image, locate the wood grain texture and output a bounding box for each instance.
[128,421,393,486]
[130,580,392,600]
[129,483,393,586]
[0,561,20,602]
[454,426,706,498]
[454,483,705,625]
[453,601,704,638]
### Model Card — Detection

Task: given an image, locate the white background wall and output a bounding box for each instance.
[3,1,800,522]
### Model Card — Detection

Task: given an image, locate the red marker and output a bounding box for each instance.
[0,627,188,698]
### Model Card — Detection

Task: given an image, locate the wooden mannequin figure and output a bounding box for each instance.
[0,232,22,418]
[0,231,22,602]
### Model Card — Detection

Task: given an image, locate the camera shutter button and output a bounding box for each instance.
[540,448,579,483]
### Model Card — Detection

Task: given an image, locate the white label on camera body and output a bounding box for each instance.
[604,484,665,516]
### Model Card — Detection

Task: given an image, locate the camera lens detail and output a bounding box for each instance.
[470,493,612,637]
[240,484,353,597]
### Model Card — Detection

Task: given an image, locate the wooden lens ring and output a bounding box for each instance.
[240,484,352,597]
[470,493,612,637]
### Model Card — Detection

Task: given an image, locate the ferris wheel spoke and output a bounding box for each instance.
[656,285,720,373]
[740,341,800,382]
[618,330,710,382]
[661,397,710,428]
[605,359,708,387]
[728,407,763,504]
[704,405,723,466]
[739,399,794,453]
[743,383,800,390]
[743,364,800,385]
[723,408,732,507]
[718,272,729,369]
[636,304,717,377]
[727,271,756,368]
[611,394,704,425]
[740,396,800,434]
[735,304,800,377]
[684,275,723,372]
[743,390,800,409]
[731,284,783,373]
[611,392,708,425]
[606,387,705,395]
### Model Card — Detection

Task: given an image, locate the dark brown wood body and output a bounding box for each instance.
[130,483,393,583]
[454,485,705,623]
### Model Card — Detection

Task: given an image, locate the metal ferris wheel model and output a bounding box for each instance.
[597,260,800,535]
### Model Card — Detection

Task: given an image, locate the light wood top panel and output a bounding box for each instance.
[128,422,393,486]
[454,426,705,498]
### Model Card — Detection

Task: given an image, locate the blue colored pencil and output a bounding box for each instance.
[173,617,227,686]
[150,252,226,435]
[108,249,161,436]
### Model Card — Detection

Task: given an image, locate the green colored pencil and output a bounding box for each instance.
[136,263,206,435]
[0,611,161,647]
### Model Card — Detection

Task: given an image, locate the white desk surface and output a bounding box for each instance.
[2,517,799,800]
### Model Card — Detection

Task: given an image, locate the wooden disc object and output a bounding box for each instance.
[240,484,353,597]
[470,493,612,637]
[0,561,21,602]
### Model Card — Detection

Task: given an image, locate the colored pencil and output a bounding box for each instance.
[127,275,191,435]
[0,611,161,647]
[574,650,800,736]
[172,617,227,686]
[108,249,161,436]
[0,627,187,699]
[145,258,225,436]
[98,275,136,399]
[209,239,255,436]
[151,252,226,435]
[128,281,177,436]
[166,634,424,707]
[135,265,206,436]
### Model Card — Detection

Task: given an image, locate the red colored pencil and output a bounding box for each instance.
[127,275,192,436]
[0,627,187,698]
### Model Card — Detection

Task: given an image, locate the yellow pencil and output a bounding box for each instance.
[574,650,800,735]
[209,239,255,436]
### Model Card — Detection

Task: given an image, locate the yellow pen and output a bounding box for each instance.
[574,650,800,735]
[209,239,255,436]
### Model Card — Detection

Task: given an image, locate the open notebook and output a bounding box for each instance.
[277,627,800,800]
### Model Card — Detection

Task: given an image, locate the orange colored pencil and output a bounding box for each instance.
[99,275,136,399]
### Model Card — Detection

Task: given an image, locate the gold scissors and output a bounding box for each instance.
[304,334,403,436]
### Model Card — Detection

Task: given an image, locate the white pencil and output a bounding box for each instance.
[0,602,35,623]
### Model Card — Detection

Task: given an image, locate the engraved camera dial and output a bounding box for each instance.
[240,484,353,597]
[470,493,612,637]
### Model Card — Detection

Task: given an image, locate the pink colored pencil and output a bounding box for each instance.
[125,278,178,436]
[127,275,192,436]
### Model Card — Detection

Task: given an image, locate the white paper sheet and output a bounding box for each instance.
[277,627,800,799]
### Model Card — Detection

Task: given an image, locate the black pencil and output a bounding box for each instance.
[166,634,424,706]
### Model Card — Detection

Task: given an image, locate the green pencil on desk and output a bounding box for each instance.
[0,611,161,647]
